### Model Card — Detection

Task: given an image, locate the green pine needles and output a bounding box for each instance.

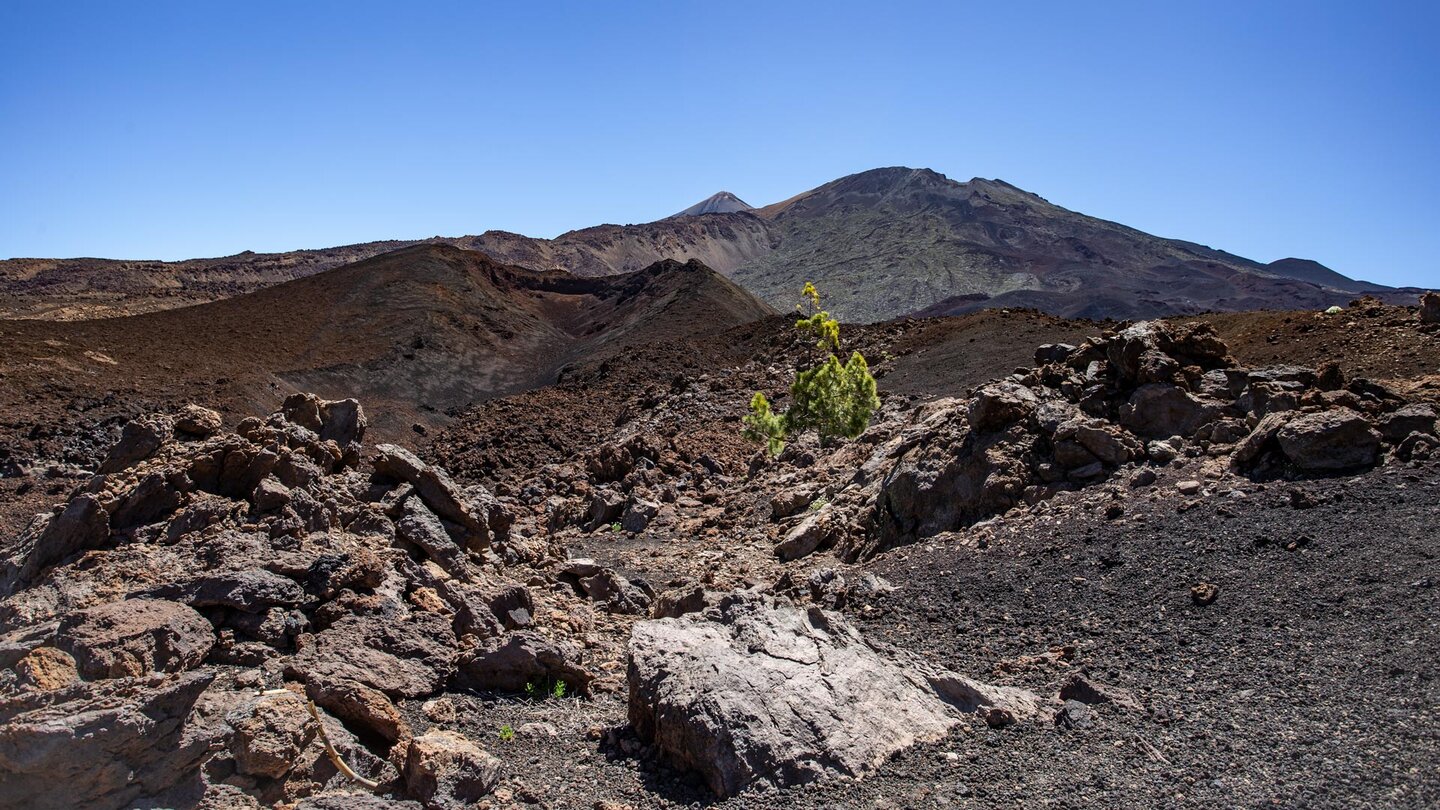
[744,282,879,456]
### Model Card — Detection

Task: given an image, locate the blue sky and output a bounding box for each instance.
[1,1,1435,287]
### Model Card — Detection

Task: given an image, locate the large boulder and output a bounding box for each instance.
[627,596,1041,798]
[98,416,172,474]
[403,730,501,809]
[1119,384,1217,439]
[374,445,494,549]
[286,612,456,698]
[1420,292,1440,325]
[55,599,215,680]
[0,671,215,809]
[1276,408,1382,472]
[2,494,110,597]
[1377,404,1437,442]
[967,381,1039,433]
[451,630,591,693]
[137,569,307,613]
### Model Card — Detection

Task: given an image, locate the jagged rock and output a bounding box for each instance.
[252,476,292,512]
[775,507,839,560]
[305,675,411,745]
[1377,404,1437,442]
[587,488,626,530]
[628,596,1042,798]
[620,497,660,533]
[868,400,1031,554]
[229,693,317,779]
[280,393,367,450]
[396,499,469,579]
[287,612,456,698]
[403,730,501,809]
[55,599,214,680]
[769,487,815,520]
[98,415,172,474]
[557,560,652,614]
[374,444,492,549]
[1120,384,1217,439]
[175,405,223,438]
[451,631,591,693]
[1231,413,1289,469]
[109,470,184,529]
[1034,343,1076,364]
[13,647,78,691]
[0,671,214,810]
[1276,408,1381,472]
[968,381,1038,433]
[651,585,712,619]
[137,569,306,613]
[1420,292,1440,325]
[1057,419,1142,466]
[2,494,110,596]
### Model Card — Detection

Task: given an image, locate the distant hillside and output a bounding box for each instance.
[1,166,1422,323]
[1264,258,1390,293]
[0,246,774,437]
[729,168,1410,321]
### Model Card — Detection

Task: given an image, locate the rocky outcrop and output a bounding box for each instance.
[0,672,215,810]
[627,594,1042,798]
[0,394,576,808]
[55,599,215,680]
[1420,292,1440,325]
[777,319,1430,560]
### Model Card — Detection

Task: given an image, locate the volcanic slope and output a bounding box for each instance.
[735,167,1415,321]
[0,218,775,320]
[0,245,774,444]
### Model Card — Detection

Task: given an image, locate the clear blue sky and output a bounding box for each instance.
[2,1,1435,287]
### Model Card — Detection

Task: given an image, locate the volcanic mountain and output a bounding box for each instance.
[1,167,1421,322]
[730,168,1414,321]
[668,191,754,218]
[0,245,774,439]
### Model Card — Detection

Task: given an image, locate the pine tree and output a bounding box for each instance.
[743,283,879,455]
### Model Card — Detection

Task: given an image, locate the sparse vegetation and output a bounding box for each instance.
[523,677,569,701]
[498,724,515,742]
[744,282,879,455]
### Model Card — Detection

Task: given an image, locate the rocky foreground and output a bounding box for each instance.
[1,306,1438,808]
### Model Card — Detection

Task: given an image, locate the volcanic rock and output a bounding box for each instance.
[0,671,215,809]
[1276,408,1382,472]
[55,599,214,680]
[175,405,223,438]
[627,595,1041,797]
[451,631,591,693]
[404,730,501,809]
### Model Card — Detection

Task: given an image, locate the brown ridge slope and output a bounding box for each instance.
[0,245,775,448]
[0,217,775,321]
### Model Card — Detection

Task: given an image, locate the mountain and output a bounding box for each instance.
[669,191,754,218]
[730,167,1409,321]
[1264,258,1390,293]
[0,245,774,437]
[1,166,1422,323]
[0,218,776,320]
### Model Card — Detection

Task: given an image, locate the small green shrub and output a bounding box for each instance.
[744,282,879,456]
[499,724,515,742]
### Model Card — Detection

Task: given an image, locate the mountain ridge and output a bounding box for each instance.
[0,166,1422,322]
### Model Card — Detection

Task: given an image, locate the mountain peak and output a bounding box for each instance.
[669,191,753,218]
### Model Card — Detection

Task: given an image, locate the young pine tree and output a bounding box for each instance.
[743,283,879,455]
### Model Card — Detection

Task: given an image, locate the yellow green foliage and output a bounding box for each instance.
[744,283,879,455]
